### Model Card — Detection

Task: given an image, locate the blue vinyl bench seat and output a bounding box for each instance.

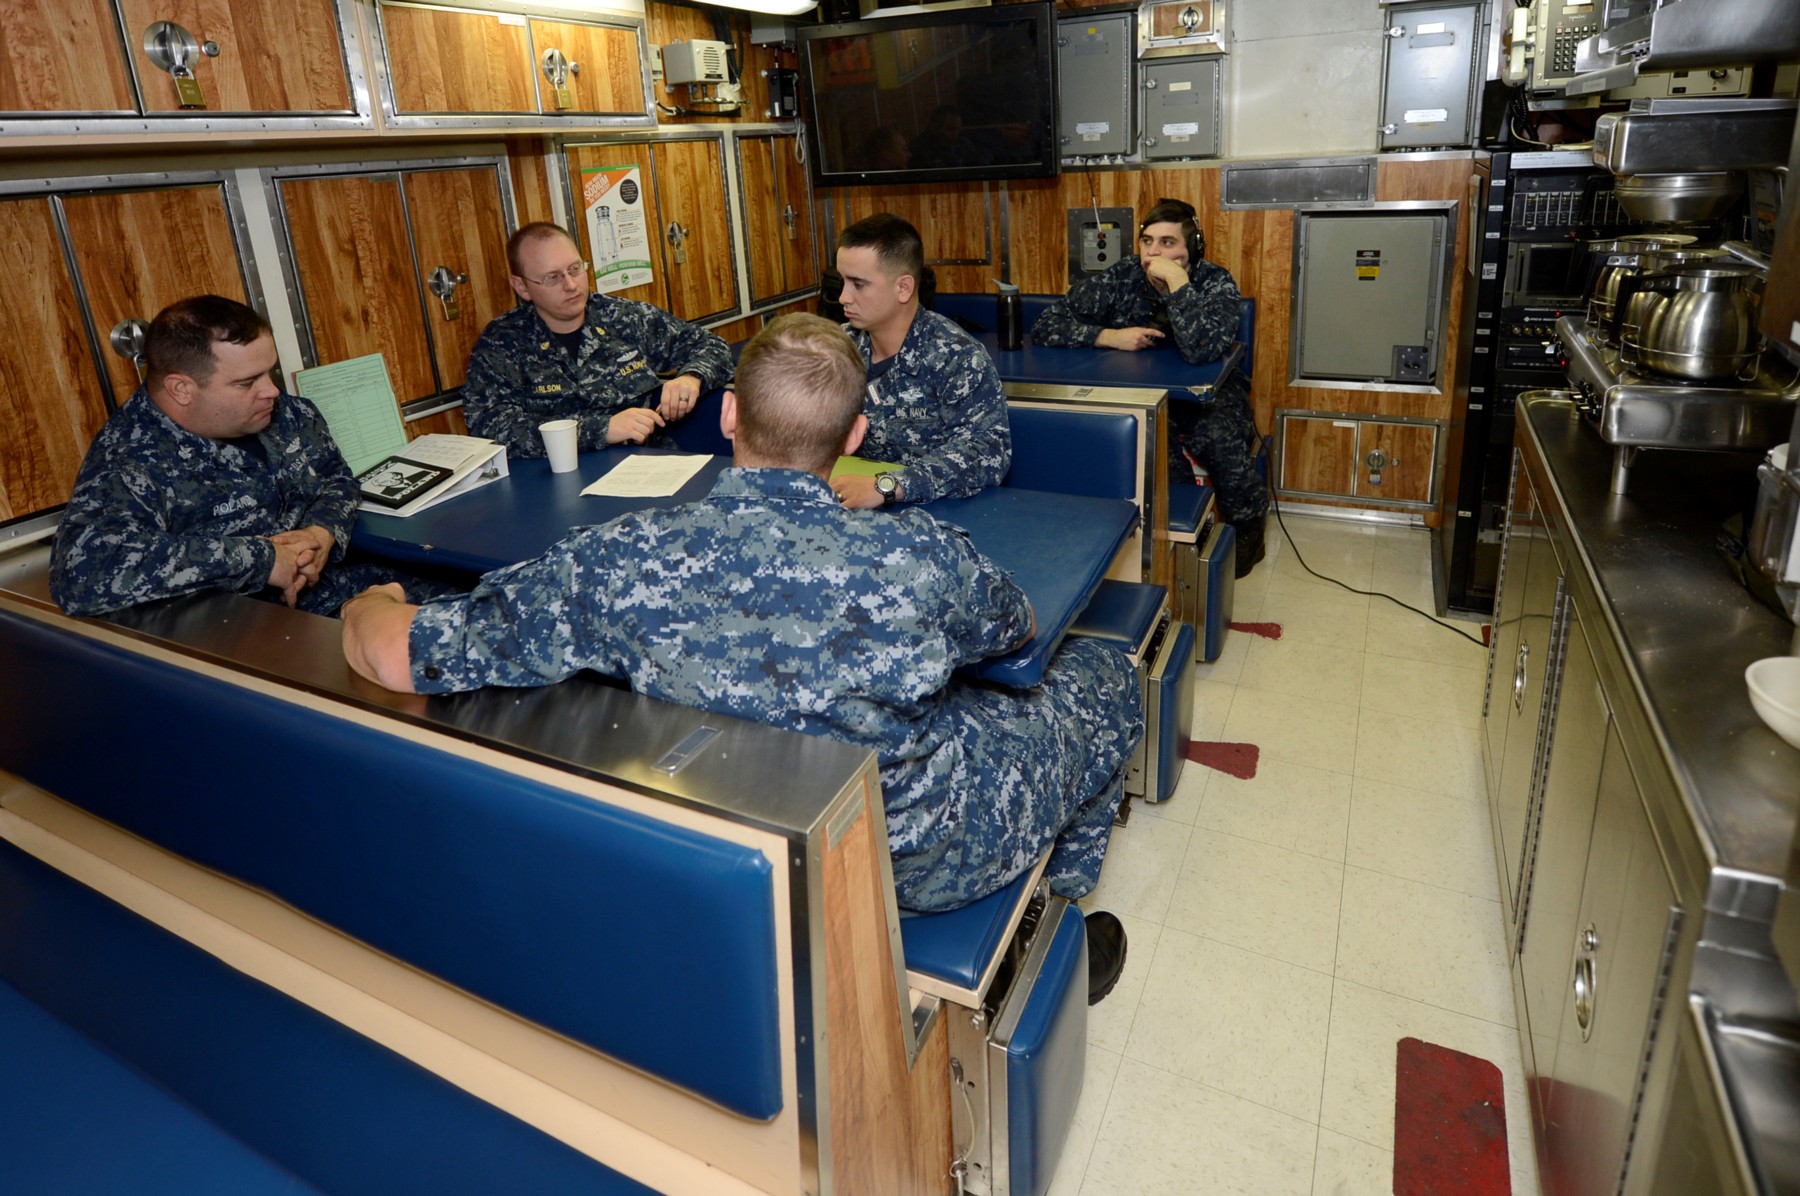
[1004,404,1139,503]
[900,858,1047,1006]
[1068,579,1168,660]
[0,979,320,1195]
[0,837,653,1195]
[1167,482,1214,542]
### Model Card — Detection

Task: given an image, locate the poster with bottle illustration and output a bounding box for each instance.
[581,166,653,294]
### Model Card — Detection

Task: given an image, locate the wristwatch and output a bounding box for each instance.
[874,472,900,504]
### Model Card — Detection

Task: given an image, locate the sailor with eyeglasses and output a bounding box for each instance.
[461,221,733,457]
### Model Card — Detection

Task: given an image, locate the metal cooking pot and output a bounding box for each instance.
[1613,172,1745,224]
[1610,249,1727,346]
[1625,266,1765,381]
[1585,236,1703,343]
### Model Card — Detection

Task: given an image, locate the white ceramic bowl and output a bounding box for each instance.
[1745,657,1800,751]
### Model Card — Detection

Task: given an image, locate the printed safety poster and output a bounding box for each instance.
[582,166,654,294]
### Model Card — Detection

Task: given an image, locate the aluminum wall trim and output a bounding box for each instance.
[393,178,446,396]
[265,175,323,371]
[48,195,120,419]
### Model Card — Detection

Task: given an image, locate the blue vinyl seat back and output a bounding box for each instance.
[1005,909,1088,1196]
[0,842,655,1196]
[0,610,782,1122]
[1004,406,1138,503]
[1235,297,1256,380]
[929,292,1058,333]
[664,387,734,456]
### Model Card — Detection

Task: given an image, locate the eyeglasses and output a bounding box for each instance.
[526,261,589,287]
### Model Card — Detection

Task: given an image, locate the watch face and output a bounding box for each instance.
[876,473,897,496]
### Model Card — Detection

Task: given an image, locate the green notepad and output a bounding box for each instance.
[829,456,899,479]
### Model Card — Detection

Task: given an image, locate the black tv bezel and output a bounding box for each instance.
[794,2,1061,189]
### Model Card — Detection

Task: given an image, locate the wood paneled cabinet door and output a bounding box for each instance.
[528,18,645,116]
[652,138,738,323]
[379,2,535,115]
[738,132,817,305]
[117,0,353,113]
[279,166,513,418]
[1352,421,1438,504]
[0,0,136,114]
[61,184,250,408]
[1278,415,1357,497]
[0,198,109,521]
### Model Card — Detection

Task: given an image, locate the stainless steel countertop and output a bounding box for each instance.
[1519,394,1800,881]
[0,547,873,843]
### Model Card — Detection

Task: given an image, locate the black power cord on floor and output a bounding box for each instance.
[1265,485,1489,648]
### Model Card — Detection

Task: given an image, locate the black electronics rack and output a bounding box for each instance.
[1441,150,1637,615]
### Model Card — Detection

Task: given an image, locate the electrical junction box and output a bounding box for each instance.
[1059,11,1135,158]
[1067,206,1136,276]
[663,40,731,85]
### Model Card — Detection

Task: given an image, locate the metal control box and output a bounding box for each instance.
[1067,205,1136,276]
[1377,0,1484,150]
[1140,56,1220,160]
[662,39,731,85]
[1058,11,1135,157]
[1291,207,1453,385]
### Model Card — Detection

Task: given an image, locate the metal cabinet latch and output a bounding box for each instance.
[427,267,469,321]
[109,318,150,382]
[143,21,207,108]
[781,203,799,241]
[1366,448,1390,487]
[541,48,574,110]
[666,221,691,265]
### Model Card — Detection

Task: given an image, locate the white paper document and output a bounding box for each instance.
[581,454,711,498]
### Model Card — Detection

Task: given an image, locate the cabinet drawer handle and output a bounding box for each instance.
[1572,922,1599,1041]
[1512,643,1529,712]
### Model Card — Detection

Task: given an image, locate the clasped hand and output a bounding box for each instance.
[267,525,335,606]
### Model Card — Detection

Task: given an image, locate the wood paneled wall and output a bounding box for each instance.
[0,0,135,113]
[644,1,795,124]
[506,138,558,227]
[0,199,109,520]
[824,155,1477,441]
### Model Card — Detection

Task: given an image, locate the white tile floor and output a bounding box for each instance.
[1063,513,1541,1196]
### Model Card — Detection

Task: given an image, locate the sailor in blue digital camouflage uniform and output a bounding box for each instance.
[461,222,733,458]
[50,295,455,618]
[1031,199,1269,576]
[830,213,1011,509]
[342,314,1137,1003]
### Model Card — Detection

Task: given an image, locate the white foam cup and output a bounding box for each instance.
[539,419,579,473]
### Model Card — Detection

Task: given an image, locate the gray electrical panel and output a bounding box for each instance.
[1058,12,1135,158]
[1292,209,1451,384]
[1141,57,1220,160]
[1067,205,1136,276]
[1377,0,1484,149]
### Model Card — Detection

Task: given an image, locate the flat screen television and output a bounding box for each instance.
[795,3,1059,188]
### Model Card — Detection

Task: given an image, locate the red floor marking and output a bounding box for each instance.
[1393,1037,1511,1196]
[1185,741,1258,779]
[1228,620,1282,640]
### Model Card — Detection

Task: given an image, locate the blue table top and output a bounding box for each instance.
[970,331,1244,402]
[355,452,1137,688]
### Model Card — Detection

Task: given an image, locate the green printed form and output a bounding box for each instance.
[295,354,407,475]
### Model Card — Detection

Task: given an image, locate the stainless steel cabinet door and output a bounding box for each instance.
[1539,725,1683,1196]
[1140,58,1218,160]
[1517,610,1609,1122]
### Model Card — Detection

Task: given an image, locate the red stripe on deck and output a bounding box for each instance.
[1228,620,1281,640]
[1393,1037,1510,1196]
[1185,741,1258,779]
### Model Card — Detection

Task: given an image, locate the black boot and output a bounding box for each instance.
[1233,517,1266,579]
[1086,910,1128,1005]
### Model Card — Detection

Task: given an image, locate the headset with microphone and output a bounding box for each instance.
[1140,197,1204,264]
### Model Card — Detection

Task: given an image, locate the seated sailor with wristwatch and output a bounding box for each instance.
[830,212,1011,509]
